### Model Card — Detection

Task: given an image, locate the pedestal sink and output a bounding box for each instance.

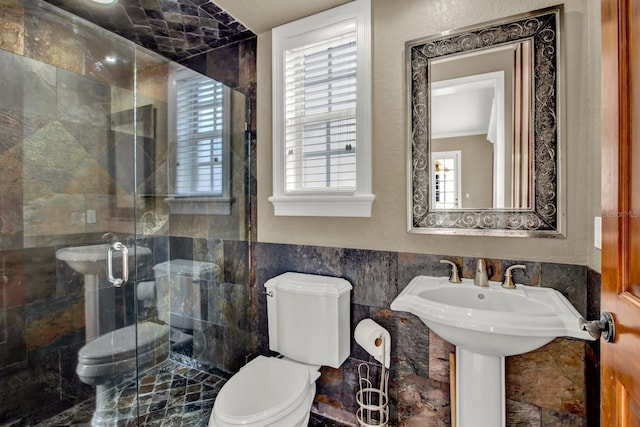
[390,275,594,427]
[56,243,151,342]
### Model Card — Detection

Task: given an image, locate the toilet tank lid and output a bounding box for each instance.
[265,272,352,297]
[153,259,218,278]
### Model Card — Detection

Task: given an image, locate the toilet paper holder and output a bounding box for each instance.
[355,319,390,427]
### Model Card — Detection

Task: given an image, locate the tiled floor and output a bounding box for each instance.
[37,359,225,427]
[34,358,350,427]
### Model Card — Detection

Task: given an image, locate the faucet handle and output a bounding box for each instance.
[440,260,461,283]
[502,264,526,289]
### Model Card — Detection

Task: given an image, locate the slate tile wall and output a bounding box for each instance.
[254,242,600,427]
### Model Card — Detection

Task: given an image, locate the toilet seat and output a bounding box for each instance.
[78,322,169,365]
[212,356,319,426]
[77,322,169,385]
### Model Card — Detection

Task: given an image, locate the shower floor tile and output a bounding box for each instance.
[36,359,225,427]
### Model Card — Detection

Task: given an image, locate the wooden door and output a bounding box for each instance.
[601,0,640,425]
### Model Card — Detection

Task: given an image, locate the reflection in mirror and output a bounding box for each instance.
[163,63,249,240]
[431,69,500,209]
[407,6,563,236]
[430,42,533,210]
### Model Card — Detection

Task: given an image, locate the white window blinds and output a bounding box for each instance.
[284,27,357,193]
[175,72,225,196]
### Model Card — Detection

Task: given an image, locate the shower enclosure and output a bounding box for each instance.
[0,0,252,425]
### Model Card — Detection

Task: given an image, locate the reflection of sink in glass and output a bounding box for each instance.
[56,243,151,275]
[56,243,152,342]
[391,275,594,427]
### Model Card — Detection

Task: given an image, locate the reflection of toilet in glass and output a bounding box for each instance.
[208,272,352,427]
[145,259,218,352]
[75,258,216,426]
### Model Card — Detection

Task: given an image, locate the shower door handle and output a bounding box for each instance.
[107,242,129,287]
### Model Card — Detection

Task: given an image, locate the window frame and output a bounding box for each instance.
[269,0,374,217]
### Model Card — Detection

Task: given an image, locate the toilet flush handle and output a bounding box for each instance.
[107,242,129,287]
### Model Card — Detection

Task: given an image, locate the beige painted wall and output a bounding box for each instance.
[257,0,602,269]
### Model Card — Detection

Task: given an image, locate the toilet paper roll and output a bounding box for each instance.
[136,281,156,307]
[355,318,391,368]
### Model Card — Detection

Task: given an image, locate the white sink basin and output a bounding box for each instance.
[391,275,594,427]
[56,243,151,275]
[391,275,593,356]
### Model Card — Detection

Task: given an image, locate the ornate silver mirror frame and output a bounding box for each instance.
[407,6,564,237]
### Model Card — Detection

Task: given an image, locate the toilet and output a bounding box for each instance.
[76,321,170,426]
[76,322,170,386]
[76,258,216,426]
[208,272,352,427]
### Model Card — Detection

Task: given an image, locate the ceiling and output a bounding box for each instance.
[43,0,352,63]
[211,0,352,34]
[43,0,257,62]
[431,84,495,140]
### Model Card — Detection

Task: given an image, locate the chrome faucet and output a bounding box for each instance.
[440,260,461,283]
[502,264,527,289]
[474,259,489,287]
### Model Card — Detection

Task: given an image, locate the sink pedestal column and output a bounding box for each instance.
[84,274,116,342]
[456,348,505,427]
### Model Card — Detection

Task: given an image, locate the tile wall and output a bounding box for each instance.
[254,242,601,427]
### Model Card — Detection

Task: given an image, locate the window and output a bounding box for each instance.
[431,151,461,209]
[269,0,374,217]
[166,67,232,215]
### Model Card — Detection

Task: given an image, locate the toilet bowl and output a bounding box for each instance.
[207,272,352,427]
[76,322,169,426]
[209,356,320,427]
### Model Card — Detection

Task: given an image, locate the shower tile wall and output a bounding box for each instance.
[0,3,134,252]
[254,243,601,427]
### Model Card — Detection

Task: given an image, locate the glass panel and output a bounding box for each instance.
[0,0,141,424]
[135,48,251,425]
[0,1,252,426]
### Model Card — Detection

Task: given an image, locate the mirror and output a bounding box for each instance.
[407,6,563,236]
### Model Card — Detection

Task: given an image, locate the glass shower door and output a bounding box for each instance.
[103,48,174,425]
[1,1,250,424]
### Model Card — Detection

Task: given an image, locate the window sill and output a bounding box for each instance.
[165,197,233,215]
[268,194,375,217]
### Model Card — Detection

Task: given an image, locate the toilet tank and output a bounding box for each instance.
[153,259,218,329]
[265,272,352,369]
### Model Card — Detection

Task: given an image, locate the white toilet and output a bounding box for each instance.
[208,272,352,427]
